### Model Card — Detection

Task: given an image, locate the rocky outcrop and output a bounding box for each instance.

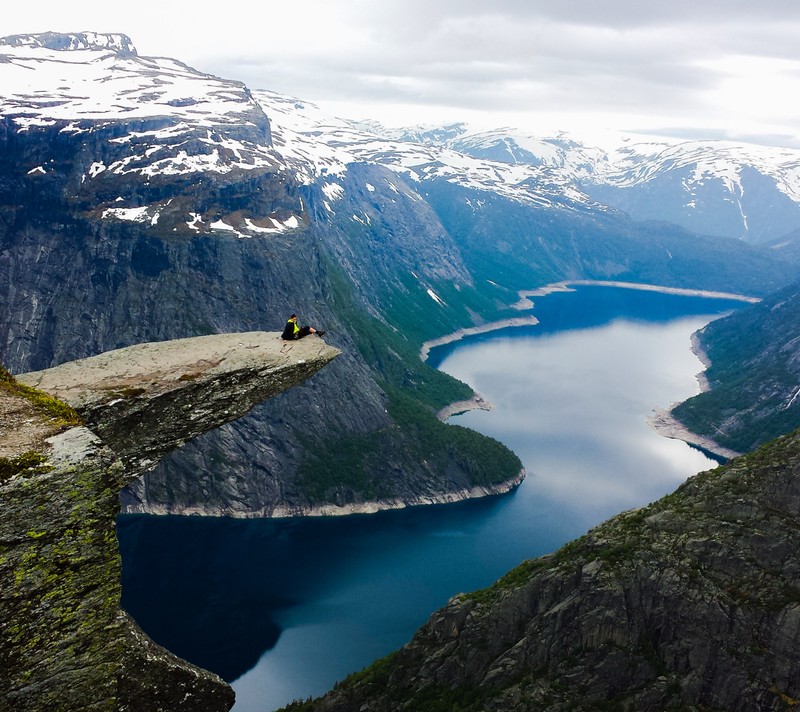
[293,430,800,712]
[17,332,338,478]
[0,332,337,712]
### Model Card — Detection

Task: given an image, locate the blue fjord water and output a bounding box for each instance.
[117,285,746,711]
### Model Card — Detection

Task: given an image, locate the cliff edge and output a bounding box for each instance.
[1,332,338,712]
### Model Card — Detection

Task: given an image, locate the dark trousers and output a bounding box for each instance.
[296,326,313,338]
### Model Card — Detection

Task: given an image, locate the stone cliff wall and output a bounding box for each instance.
[0,117,524,517]
[1,332,338,712]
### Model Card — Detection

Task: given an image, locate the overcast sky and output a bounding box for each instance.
[5,1,800,145]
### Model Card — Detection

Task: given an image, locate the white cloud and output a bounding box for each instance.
[4,1,800,145]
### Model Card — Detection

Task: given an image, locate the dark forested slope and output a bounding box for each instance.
[672,280,800,453]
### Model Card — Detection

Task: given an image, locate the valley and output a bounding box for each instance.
[2,31,800,712]
[119,284,740,710]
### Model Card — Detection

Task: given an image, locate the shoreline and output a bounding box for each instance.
[648,317,740,461]
[419,315,539,362]
[648,408,740,461]
[436,392,493,421]
[690,331,712,392]
[512,280,761,310]
[427,278,752,467]
[122,468,527,519]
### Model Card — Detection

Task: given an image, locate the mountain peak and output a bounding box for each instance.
[0,31,137,56]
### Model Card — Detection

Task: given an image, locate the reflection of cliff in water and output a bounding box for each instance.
[118,493,510,684]
[120,515,286,683]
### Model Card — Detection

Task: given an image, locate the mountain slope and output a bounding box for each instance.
[286,430,800,712]
[670,281,800,453]
[1,33,797,518]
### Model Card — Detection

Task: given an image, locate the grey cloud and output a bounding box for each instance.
[201,2,800,140]
[363,0,800,31]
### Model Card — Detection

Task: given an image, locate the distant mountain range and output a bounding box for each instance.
[383,121,800,244]
[252,89,800,244]
[1,32,798,523]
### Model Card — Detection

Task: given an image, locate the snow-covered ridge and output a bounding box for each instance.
[0,32,284,183]
[253,88,799,223]
[377,122,800,240]
[430,125,800,214]
[0,32,302,239]
[0,31,137,55]
[440,126,800,197]
[601,140,800,203]
[0,32,258,125]
[253,90,596,210]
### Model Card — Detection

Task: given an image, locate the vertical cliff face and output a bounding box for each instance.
[0,33,524,516]
[293,431,800,712]
[1,333,338,712]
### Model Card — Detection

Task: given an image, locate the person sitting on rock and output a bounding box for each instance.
[282,313,325,341]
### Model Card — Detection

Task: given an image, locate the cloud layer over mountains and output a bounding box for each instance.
[5,1,800,143]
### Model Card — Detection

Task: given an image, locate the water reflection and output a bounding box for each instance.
[119,493,513,687]
[118,286,745,711]
[443,316,720,519]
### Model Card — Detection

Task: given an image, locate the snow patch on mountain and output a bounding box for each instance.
[0,32,284,182]
[1,32,137,55]
[0,38,253,125]
[426,288,447,306]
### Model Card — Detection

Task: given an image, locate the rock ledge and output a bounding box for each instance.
[2,332,337,712]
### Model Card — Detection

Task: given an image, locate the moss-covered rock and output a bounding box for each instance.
[1,333,338,711]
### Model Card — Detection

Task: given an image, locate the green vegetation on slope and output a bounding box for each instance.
[0,452,52,485]
[0,364,81,427]
[0,364,81,482]
[671,282,800,452]
[295,263,523,503]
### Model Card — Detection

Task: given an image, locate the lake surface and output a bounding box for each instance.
[118,285,745,711]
